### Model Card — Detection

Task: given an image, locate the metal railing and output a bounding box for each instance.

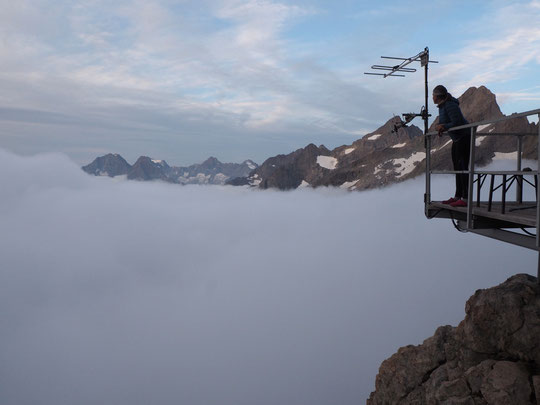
[424,108,540,246]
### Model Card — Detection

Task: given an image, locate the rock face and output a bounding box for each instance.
[245,143,333,190]
[232,86,537,191]
[83,155,257,185]
[367,274,540,405]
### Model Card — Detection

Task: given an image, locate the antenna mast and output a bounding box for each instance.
[365,47,438,136]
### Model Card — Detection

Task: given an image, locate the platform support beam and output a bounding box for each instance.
[517,136,523,203]
[457,222,538,251]
[537,113,540,283]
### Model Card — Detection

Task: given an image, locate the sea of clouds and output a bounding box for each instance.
[0,148,536,405]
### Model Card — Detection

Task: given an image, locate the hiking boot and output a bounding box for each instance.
[442,197,458,204]
[450,199,467,207]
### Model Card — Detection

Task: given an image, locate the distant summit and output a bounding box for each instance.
[82,155,258,185]
[82,153,131,177]
[128,156,169,181]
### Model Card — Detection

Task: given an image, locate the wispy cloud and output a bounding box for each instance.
[432,1,540,107]
[1,0,381,164]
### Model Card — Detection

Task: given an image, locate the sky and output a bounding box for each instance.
[0,147,537,404]
[1,0,539,166]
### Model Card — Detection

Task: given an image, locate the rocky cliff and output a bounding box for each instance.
[367,274,540,405]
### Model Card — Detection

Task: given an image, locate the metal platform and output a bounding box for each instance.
[428,201,537,228]
[428,201,538,251]
[424,108,540,281]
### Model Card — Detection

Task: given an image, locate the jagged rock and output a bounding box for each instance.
[82,153,131,177]
[367,274,540,405]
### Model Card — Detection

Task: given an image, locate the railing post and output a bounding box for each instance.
[537,113,540,250]
[502,174,507,214]
[425,134,431,217]
[467,127,476,229]
[517,135,523,204]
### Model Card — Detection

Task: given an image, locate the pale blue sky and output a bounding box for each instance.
[1,0,539,165]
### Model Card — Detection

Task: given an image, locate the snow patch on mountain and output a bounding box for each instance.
[367,134,382,141]
[494,151,518,160]
[392,152,426,178]
[476,136,486,146]
[340,180,359,189]
[373,164,386,176]
[344,147,355,155]
[477,124,492,132]
[249,174,262,186]
[392,143,406,148]
[316,156,338,170]
[435,140,452,151]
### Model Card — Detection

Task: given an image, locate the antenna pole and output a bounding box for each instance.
[364,46,437,212]
[423,48,431,209]
[424,49,429,135]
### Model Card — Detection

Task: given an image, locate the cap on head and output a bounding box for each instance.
[433,85,448,98]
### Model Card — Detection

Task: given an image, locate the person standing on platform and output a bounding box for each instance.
[433,85,471,207]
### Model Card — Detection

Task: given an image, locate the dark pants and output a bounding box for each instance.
[452,135,471,199]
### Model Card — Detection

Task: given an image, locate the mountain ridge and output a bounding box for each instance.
[82,86,537,190]
[82,155,258,185]
[232,85,537,191]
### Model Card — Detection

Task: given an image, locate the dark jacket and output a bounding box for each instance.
[438,95,469,141]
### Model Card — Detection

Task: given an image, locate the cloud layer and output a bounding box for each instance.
[1,1,539,165]
[0,148,536,405]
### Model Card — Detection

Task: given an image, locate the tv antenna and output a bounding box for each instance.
[364,47,438,136]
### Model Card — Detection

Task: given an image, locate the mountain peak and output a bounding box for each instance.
[201,157,222,169]
[81,153,131,177]
[128,156,169,181]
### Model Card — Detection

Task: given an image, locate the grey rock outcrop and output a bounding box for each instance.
[367,274,540,405]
